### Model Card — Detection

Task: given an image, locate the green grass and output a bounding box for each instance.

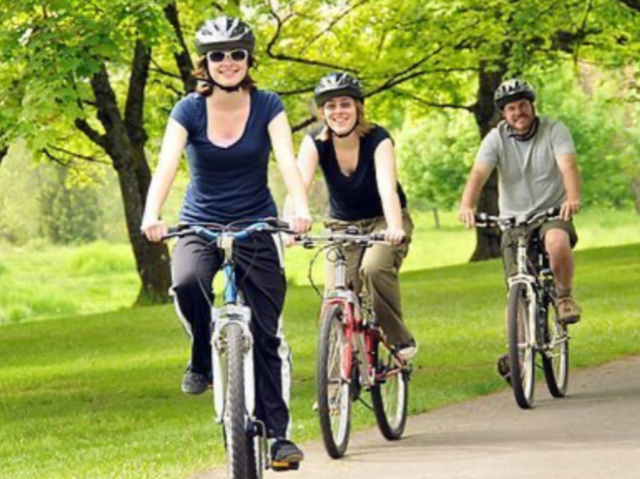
[1,208,639,324]
[1,243,639,479]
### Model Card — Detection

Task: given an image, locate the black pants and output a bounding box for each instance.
[171,232,291,438]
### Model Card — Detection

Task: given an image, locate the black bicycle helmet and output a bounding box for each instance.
[194,16,255,55]
[314,72,364,106]
[494,78,536,110]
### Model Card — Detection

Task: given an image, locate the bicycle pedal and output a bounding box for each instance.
[271,460,300,471]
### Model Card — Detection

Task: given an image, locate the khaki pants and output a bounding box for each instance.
[324,211,414,346]
[501,218,578,278]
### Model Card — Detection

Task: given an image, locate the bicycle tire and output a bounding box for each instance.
[542,299,570,398]
[317,304,352,459]
[507,283,536,409]
[370,339,408,440]
[224,322,251,479]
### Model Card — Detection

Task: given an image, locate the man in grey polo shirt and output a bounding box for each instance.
[458,78,582,325]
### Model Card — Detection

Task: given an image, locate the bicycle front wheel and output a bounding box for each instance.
[317,304,352,459]
[542,301,570,398]
[223,322,252,479]
[370,340,408,440]
[507,283,536,409]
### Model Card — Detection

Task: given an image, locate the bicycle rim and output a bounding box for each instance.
[542,309,570,397]
[317,304,351,458]
[508,283,535,409]
[371,341,408,440]
[224,323,251,478]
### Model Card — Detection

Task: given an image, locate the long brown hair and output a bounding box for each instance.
[316,100,373,141]
[192,55,257,96]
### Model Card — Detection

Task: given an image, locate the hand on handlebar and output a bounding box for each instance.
[382,227,406,246]
[288,213,312,235]
[559,199,580,221]
[141,218,168,243]
[458,206,476,229]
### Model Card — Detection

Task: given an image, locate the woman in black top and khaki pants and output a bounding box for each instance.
[294,72,416,359]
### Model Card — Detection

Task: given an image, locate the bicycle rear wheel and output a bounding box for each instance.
[507,283,535,409]
[370,339,408,440]
[542,300,570,397]
[317,304,352,459]
[223,322,252,479]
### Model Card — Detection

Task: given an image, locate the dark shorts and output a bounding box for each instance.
[501,219,578,278]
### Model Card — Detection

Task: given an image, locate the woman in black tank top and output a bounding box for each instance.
[294,72,417,359]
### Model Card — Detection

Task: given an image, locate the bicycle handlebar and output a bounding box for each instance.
[474,207,561,230]
[162,218,295,241]
[293,232,390,248]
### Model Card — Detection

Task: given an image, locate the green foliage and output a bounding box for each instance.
[397,111,478,210]
[39,166,103,244]
[68,241,135,276]
[535,65,638,209]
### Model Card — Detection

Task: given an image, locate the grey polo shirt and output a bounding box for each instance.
[475,116,576,217]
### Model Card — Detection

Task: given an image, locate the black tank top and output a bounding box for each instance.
[312,125,407,221]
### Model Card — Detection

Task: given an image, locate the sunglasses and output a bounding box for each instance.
[206,49,249,63]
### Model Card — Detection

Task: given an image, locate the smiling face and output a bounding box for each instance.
[321,96,358,136]
[207,49,249,88]
[502,99,535,133]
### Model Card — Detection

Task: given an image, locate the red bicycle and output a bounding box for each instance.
[296,230,410,458]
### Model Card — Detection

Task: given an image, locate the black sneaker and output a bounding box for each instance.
[271,438,304,464]
[394,338,418,360]
[181,368,212,395]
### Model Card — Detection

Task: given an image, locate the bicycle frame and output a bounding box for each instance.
[210,232,256,426]
[320,242,390,391]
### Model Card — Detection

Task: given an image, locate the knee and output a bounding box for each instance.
[360,260,391,284]
[545,230,571,258]
[172,275,207,299]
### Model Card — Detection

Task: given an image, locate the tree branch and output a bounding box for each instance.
[617,0,640,12]
[394,89,473,112]
[74,118,107,149]
[292,115,318,133]
[300,0,370,54]
[273,86,316,96]
[125,39,151,147]
[47,144,110,165]
[163,0,196,93]
[266,4,358,73]
[41,148,71,167]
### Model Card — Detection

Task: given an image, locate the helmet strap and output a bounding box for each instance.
[326,120,359,139]
[203,63,244,93]
[508,113,539,142]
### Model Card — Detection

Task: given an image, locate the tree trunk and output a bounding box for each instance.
[84,60,172,304]
[468,61,507,261]
[0,143,7,167]
[432,207,440,230]
[631,178,640,215]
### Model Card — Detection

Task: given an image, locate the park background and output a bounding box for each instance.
[1,1,640,478]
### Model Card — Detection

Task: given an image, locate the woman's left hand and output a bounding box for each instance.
[289,211,312,234]
[383,227,405,246]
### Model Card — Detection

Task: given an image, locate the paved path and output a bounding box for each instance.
[197,356,640,479]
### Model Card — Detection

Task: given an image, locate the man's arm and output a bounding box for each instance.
[556,153,581,220]
[458,162,494,228]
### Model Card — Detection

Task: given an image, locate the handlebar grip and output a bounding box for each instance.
[369,233,386,242]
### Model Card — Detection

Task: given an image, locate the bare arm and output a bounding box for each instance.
[141,118,187,242]
[458,162,494,228]
[269,111,312,233]
[556,153,580,220]
[283,134,319,221]
[374,138,405,245]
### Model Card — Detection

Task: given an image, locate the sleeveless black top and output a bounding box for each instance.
[312,125,407,221]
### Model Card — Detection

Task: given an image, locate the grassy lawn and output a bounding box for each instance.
[1,243,639,479]
[1,208,639,325]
